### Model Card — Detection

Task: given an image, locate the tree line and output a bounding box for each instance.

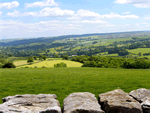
[71,55,150,69]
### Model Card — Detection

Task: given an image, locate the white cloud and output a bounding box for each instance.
[0,11,2,16]
[68,9,139,20]
[144,17,150,20]
[97,13,140,19]
[7,10,19,17]
[134,3,150,8]
[6,7,75,17]
[80,20,108,24]
[25,0,58,8]
[67,16,81,20]
[114,0,150,8]
[77,9,100,18]
[114,0,132,4]
[6,8,139,20]
[97,13,139,19]
[122,11,130,14]
[22,12,38,16]
[0,1,19,9]
[38,7,74,17]
[114,0,148,4]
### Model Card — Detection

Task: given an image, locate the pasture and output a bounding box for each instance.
[0,68,150,107]
[14,60,39,66]
[19,60,83,68]
[127,48,150,54]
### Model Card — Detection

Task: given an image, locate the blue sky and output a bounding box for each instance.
[0,0,150,39]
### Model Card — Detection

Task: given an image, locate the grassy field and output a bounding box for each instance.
[106,37,132,43]
[14,60,39,66]
[127,48,150,54]
[138,55,150,59]
[19,60,83,68]
[0,68,150,107]
[102,54,118,57]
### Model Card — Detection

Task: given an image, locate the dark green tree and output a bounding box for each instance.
[43,55,47,60]
[63,55,69,60]
[33,56,37,60]
[54,54,59,58]
[3,62,16,68]
[39,55,43,60]
[27,57,34,64]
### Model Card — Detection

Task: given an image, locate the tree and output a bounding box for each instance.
[39,55,43,60]
[9,54,12,57]
[33,56,37,60]
[63,55,69,60]
[54,62,67,67]
[27,57,34,64]
[3,62,16,68]
[54,54,59,58]
[43,55,47,60]
[138,52,142,56]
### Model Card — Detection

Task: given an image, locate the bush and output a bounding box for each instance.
[24,66,29,68]
[63,55,69,60]
[27,57,34,64]
[2,62,16,68]
[42,66,47,68]
[54,62,67,68]
[0,58,7,64]
[0,63,3,68]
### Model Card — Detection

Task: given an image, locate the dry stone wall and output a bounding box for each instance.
[0,88,149,113]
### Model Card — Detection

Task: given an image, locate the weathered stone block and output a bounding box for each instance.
[99,89,142,113]
[0,94,61,113]
[63,92,104,113]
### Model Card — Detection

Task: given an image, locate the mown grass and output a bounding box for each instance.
[0,68,150,107]
[19,60,83,68]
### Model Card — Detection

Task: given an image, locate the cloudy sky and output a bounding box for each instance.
[0,0,150,39]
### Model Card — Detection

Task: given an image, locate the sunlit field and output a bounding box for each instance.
[19,60,83,68]
[127,48,150,54]
[14,60,39,66]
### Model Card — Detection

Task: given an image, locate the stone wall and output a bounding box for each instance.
[0,88,150,113]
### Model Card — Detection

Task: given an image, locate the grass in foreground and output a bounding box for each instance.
[0,68,150,107]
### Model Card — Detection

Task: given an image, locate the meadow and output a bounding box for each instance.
[19,60,83,68]
[127,48,150,54]
[0,68,150,107]
[14,60,39,66]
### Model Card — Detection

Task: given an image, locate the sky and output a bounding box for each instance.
[0,0,150,39]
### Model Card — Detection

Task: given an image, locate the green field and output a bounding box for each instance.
[138,55,150,59]
[102,54,118,57]
[19,60,83,68]
[127,48,150,54]
[0,68,150,107]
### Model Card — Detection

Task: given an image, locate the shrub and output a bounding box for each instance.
[24,66,29,68]
[0,63,3,68]
[42,66,47,68]
[54,62,67,68]
[0,58,7,64]
[42,56,47,60]
[63,55,69,60]
[2,62,16,68]
[33,56,37,60]
[27,57,34,64]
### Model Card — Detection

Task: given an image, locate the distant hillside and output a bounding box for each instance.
[0,30,150,47]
